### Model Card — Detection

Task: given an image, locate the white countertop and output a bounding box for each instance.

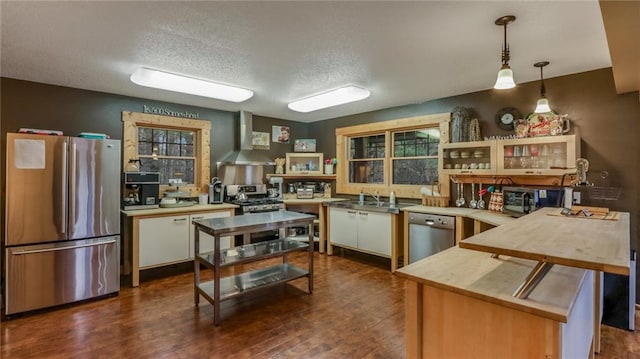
[121,203,238,217]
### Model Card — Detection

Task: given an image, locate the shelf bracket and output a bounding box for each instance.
[512,261,554,299]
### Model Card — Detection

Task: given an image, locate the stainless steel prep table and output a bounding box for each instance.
[192,210,315,325]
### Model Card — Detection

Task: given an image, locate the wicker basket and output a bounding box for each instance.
[421,195,450,207]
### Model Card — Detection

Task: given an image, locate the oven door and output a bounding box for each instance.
[235,208,281,245]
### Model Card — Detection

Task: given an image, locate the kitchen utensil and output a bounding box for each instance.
[477,183,486,209]
[469,183,477,208]
[455,183,465,207]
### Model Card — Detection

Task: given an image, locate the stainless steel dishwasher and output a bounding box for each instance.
[408,212,455,264]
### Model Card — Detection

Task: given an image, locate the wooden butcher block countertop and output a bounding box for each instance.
[395,246,588,323]
[459,207,630,275]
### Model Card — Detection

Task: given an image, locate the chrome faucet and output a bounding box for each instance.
[366,191,382,207]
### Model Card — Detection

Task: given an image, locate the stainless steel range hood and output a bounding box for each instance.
[219,111,275,165]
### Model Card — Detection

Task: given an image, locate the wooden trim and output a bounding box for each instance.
[335,112,451,198]
[335,112,450,135]
[122,111,211,194]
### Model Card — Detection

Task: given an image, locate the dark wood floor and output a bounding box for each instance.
[1,250,638,358]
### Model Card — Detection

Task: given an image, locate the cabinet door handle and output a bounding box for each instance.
[174,218,187,222]
[359,212,368,216]
[347,210,357,214]
[192,216,204,220]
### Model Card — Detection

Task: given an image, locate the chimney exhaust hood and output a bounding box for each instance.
[219,111,276,165]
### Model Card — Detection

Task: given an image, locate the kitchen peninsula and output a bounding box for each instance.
[396,207,630,358]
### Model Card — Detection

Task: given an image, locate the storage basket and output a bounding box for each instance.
[421,195,449,207]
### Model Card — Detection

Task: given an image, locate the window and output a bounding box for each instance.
[349,134,385,183]
[137,127,196,184]
[122,111,211,194]
[392,129,440,185]
[335,113,450,198]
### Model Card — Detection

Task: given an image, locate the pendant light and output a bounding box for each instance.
[533,61,552,113]
[493,15,516,90]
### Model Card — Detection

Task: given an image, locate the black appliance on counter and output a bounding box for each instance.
[602,249,636,331]
[123,172,160,210]
[208,177,224,204]
[224,184,285,244]
[502,186,564,217]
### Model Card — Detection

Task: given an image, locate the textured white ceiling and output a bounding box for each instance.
[1,1,611,123]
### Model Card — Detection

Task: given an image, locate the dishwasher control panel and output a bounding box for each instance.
[408,212,455,230]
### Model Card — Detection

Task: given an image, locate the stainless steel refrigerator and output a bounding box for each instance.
[4,133,121,315]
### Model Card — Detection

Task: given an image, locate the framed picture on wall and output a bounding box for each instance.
[252,131,270,150]
[294,139,316,152]
[272,125,290,143]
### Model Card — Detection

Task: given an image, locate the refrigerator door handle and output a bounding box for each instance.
[11,239,117,255]
[69,142,77,235]
[61,141,68,234]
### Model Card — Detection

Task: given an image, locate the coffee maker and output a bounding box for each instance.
[208,177,224,204]
[123,172,161,210]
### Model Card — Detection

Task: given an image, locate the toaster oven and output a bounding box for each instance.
[502,186,565,217]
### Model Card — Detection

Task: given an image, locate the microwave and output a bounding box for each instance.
[502,186,565,217]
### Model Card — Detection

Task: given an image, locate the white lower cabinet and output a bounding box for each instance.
[189,211,231,258]
[139,210,233,268]
[329,207,392,257]
[139,214,190,268]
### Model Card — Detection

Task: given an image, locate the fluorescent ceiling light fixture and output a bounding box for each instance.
[288,85,370,113]
[130,68,253,102]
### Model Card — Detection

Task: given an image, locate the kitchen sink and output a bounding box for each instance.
[326,200,413,214]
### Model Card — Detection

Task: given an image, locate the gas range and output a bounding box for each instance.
[225,184,284,214]
[230,197,285,213]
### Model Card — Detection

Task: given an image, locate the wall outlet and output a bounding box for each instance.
[573,192,581,204]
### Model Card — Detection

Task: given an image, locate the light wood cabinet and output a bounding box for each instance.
[123,204,237,287]
[328,207,391,257]
[496,134,579,176]
[439,134,579,177]
[286,153,324,175]
[440,141,496,175]
[139,214,190,268]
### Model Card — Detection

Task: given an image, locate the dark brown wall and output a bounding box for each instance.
[311,67,640,293]
[2,68,639,299]
[0,78,303,175]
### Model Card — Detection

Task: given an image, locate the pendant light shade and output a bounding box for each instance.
[493,15,516,90]
[533,61,553,113]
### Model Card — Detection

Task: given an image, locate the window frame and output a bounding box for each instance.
[335,113,450,199]
[122,111,211,196]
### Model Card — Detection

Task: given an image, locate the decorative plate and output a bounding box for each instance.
[525,112,561,137]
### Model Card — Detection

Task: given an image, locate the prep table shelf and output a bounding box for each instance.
[192,211,315,325]
[196,238,309,268]
[196,264,309,302]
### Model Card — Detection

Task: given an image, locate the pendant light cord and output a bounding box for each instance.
[539,66,546,97]
[502,23,510,65]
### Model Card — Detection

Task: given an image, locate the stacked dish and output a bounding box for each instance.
[473,149,485,158]
[449,150,460,159]
[460,151,471,159]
